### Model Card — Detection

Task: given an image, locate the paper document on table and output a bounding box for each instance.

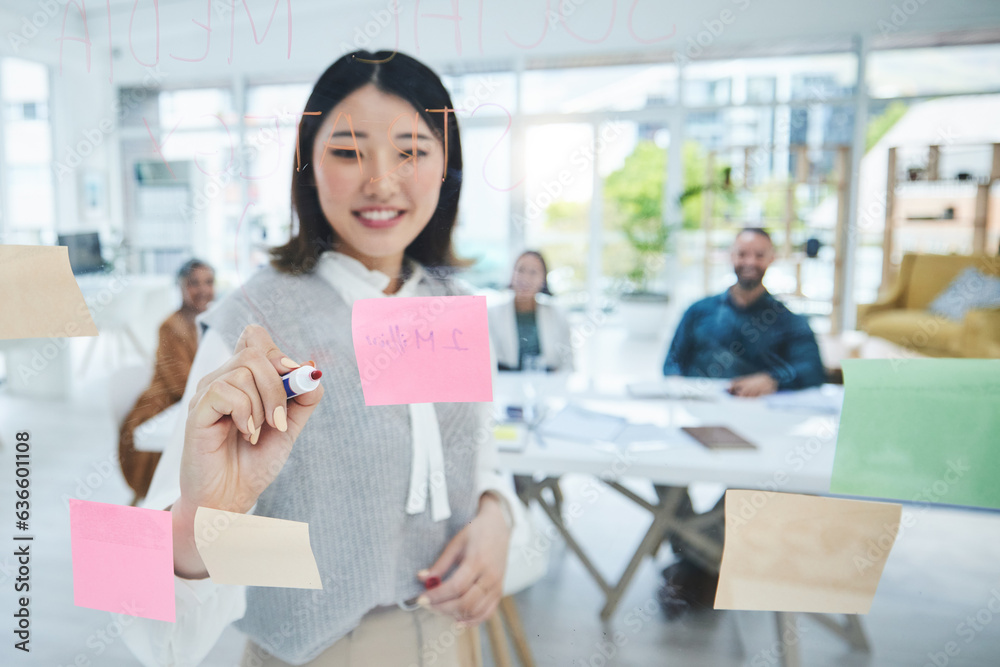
[765,386,843,414]
[627,377,726,401]
[715,490,901,614]
[537,405,627,442]
[831,359,1000,510]
[493,423,527,452]
[613,423,684,449]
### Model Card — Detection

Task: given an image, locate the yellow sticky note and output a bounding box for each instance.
[194,507,322,589]
[715,490,901,614]
[493,425,519,441]
[0,245,98,340]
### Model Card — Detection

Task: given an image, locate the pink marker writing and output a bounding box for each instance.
[282,366,323,398]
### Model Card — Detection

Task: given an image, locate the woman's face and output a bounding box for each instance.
[181,266,215,313]
[512,254,546,296]
[311,84,446,267]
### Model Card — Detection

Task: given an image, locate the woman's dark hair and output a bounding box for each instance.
[270,50,464,275]
[509,250,552,296]
[177,258,213,283]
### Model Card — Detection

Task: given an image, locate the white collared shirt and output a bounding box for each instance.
[122,252,516,667]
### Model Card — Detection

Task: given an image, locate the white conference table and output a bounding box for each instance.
[493,371,865,667]
[494,372,840,493]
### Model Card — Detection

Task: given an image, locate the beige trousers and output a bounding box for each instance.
[240,606,483,667]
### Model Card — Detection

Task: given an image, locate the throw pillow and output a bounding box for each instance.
[927,267,1000,321]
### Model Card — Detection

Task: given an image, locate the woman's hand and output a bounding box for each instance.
[417,494,512,625]
[172,324,325,578]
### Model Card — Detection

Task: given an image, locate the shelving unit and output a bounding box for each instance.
[882,142,1000,290]
[123,158,197,275]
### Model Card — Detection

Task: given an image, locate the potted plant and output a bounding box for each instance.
[605,140,671,337]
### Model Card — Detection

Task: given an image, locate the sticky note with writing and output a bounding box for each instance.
[352,295,493,405]
[69,499,175,622]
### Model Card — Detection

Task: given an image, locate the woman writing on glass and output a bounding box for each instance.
[124,51,514,667]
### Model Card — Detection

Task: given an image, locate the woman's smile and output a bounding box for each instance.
[353,206,407,229]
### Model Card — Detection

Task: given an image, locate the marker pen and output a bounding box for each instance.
[282,366,323,398]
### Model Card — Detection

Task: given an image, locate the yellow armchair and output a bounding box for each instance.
[857,253,1000,358]
[963,307,1000,358]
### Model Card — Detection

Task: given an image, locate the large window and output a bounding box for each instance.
[441,72,516,287]
[1,58,54,244]
[868,44,1000,99]
[522,123,594,297]
[244,83,313,262]
[105,39,1000,331]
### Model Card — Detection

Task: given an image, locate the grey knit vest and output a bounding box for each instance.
[198,264,482,665]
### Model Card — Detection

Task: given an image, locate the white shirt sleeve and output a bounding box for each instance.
[120,327,249,667]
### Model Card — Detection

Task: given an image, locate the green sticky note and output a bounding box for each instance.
[831,359,1000,509]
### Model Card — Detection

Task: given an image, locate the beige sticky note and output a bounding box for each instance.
[0,245,98,340]
[194,507,323,589]
[715,490,901,614]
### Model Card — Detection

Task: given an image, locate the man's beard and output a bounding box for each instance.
[735,271,762,290]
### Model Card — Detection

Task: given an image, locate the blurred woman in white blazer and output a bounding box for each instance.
[488,250,574,372]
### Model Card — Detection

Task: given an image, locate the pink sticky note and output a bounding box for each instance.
[69,499,175,622]
[352,295,493,405]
